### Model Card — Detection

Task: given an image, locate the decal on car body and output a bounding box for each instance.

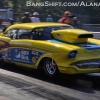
[10,48,43,64]
[49,39,100,50]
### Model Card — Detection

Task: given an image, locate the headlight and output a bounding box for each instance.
[67,50,77,59]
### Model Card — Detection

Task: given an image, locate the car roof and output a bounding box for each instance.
[6,22,71,31]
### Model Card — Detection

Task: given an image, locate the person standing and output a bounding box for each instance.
[21,12,32,23]
[9,18,14,25]
[58,11,71,23]
[46,15,53,22]
[73,17,82,29]
[64,14,75,26]
[31,12,40,22]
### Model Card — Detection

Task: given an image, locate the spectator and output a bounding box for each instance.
[46,15,53,22]
[64,14,75,26]
[31,12,40,22]
[9,18,14,25]
[77,21,82,29]
[58,11,71,23]
[21,12,32,23]
[0,16,3,28]
[72,16,82,28]
[72,17,78,28]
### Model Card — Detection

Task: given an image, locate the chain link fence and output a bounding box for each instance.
[13,13,89,23]
[13,13,100,23]
[1,13,100,32]
[13,13,61,22]
[0,12,99,24]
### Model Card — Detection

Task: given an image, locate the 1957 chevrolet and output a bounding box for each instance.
[0,22,100,77]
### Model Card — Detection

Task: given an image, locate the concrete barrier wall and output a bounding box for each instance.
[82,24,100,32]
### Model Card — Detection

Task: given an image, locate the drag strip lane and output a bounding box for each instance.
[0,68,79,100]
[0,65,100,100]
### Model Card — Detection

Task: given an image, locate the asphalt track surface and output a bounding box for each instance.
[0,64,100,100]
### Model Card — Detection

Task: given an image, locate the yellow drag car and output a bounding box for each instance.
[0,22,100,77]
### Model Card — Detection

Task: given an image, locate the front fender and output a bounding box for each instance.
[35,52,67,69]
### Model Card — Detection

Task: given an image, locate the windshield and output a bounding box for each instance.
[31,26,72,40]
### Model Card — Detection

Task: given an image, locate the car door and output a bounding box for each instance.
[9,28,37,68]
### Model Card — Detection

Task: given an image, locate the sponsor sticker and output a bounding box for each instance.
[32,57,37,63]
[32,51,38,55]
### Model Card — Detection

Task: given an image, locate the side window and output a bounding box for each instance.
[31,27,51,40]
[17,29,31,39]
[5,29,18,39]
[31,28,43,40]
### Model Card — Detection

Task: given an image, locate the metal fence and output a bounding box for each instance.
[82,24,100,32]
[13,13,61,22]
[0,12,99,24]
[13,13,100,24]
[1,13,100,32]
[13,13,87,22]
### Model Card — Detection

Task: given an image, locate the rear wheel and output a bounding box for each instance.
[44,58,59,77]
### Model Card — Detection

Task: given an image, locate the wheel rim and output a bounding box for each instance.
[45,58,56,75]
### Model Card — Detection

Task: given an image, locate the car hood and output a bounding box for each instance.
[46,39,100,54]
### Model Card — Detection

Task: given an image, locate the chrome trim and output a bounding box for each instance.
[70,59,100,69]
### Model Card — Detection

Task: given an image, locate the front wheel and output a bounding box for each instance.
[44,58,59,77]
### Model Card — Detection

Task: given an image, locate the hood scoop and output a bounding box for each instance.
[52,29,93,43]
[78,34,93,38]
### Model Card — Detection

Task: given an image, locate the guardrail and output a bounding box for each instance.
[91,32,100,39]
[82,24,100,32]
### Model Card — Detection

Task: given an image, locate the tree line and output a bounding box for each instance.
[0,0,100,23]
